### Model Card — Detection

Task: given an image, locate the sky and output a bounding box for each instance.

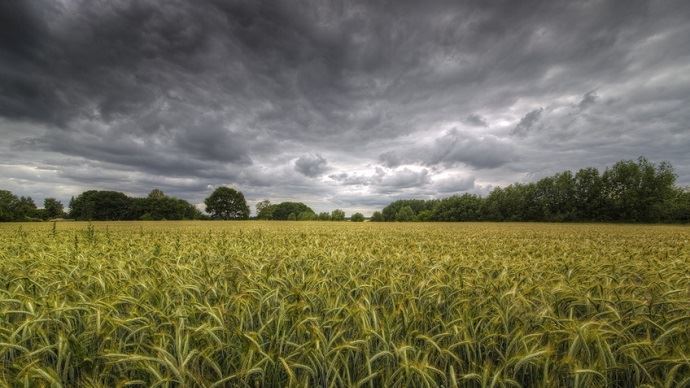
[1,0,690,215]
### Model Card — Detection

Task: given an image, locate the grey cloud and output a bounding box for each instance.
[512,108,544,137]
[377,168,430,189]
[464,114,488,127]
[380,128,516,169]
[328,167,432,194]
[378,151,403,169]
[328,172,371,186]
[426,129,516,168]
[294,154,329,177]
[433,175,476,193]
[578,91,599,110]
[1,0,690,212]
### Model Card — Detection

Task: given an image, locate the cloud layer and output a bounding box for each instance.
[1,0,689,214]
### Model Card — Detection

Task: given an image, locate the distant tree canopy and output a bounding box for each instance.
[350,212,365,222]
[262,202,314,220]
[370,211,384,222]
[0,191,65,221]
[377,157,690,223]
[67,189,204,221]
[255,200,272,219]
[255,203,359,221]
[1,157,688,223]
[43,198,65,219]
[132,190,203,220]
[204,187,249,220]
[331,209,345,221]
[0,190,20,221]
[69,191,131,221]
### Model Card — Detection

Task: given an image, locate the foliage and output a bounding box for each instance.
[0,190,19,221]
[395,205,415,221]
[380,157,688,222]
[204,187,249,220]
[370,211,384,222]
[268,202,314,220]
[350,212,365,222]
[1,157,687,224]
[297,210,317,221]
[317,212,331,221]
[69,190,131,220]
[43,198,65,219]
[257,204,276,220]
[671,188,690,222]
[255,200,272,219]
[130,191,203,220]
[66,190,203,221]
[147,188,166,200]
[383,199,433,221]
[431,194,482,221]
[330,209,345,221]
[0,221,688,386]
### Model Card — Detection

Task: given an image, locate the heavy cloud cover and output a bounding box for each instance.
[1,0,689,214]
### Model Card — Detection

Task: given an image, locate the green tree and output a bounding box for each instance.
[130,192,202,220]
[204,186,249,220]
[287,213,297,221]
[574,167,604,220]
[395,206,415,221]
[297,211,317,220]
[14,196,38,220]
[431,194,482,221]
[69,191,132,220]
[331,209,345,221]
[43,198,64,219]
[370,211,384,222]
[601,157,677,222]
[318,212,331,221]
[350,212,365,222]
[0,190,19,221]
[271,202,314,220]
[382,199,432,221]
[671,188,690,222]
[371,158,686,223]
[148,188,166,200]
[256,200,272,218]
[257,204,276,220]
[204,187,249,220]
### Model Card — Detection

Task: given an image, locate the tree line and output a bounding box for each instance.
[1,157,687,223]
[0,192,65,221]
[0,188,207,222]
[373,158,690,223]
[254,200,363,221]
[0,185,366,222]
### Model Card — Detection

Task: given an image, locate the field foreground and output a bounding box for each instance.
[0,221,689,387]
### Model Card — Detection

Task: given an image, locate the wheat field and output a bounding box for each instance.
[0,221,689,387]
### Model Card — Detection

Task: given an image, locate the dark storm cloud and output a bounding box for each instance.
[464,114,489,127]
[512,108,544,137]
[380,129,516,169]
[294,154,329,177]
[1,0,690,213]
[434,175,476,193]
[329,167,431,191]
[578,91,599,110]
[426,129,516,168]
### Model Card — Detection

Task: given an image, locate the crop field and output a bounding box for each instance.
[0,221,689,387]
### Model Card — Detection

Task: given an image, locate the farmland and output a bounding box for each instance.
[0,221,689,387]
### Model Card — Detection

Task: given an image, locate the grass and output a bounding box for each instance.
[0,221,689,387]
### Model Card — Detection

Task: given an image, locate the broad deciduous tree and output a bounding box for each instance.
[204,187,249,220]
